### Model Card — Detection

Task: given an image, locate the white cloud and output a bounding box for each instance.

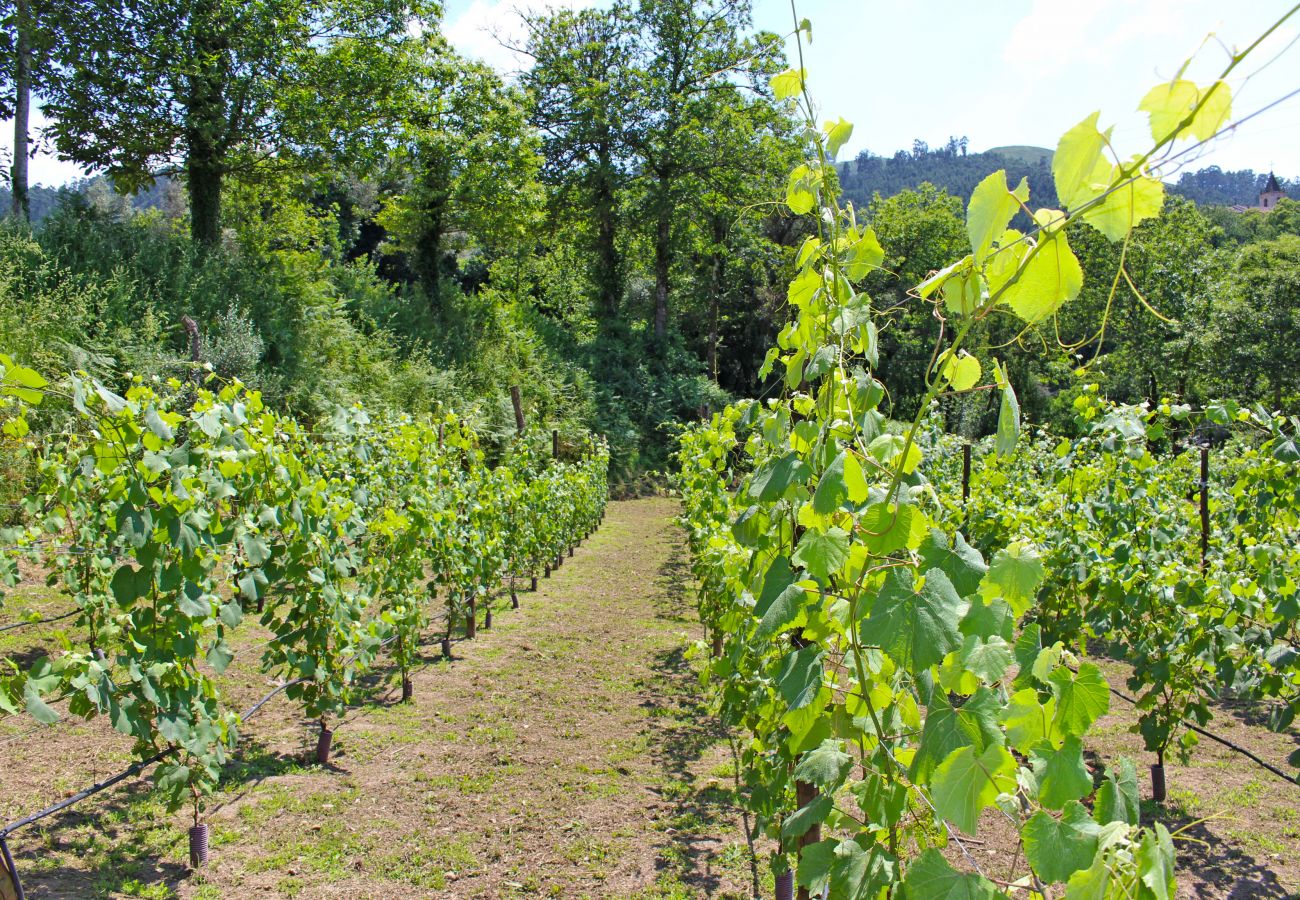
[445,0,603,75]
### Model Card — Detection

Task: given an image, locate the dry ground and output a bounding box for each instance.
[1,498,1298,898]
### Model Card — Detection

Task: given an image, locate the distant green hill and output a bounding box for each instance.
[985,145,1053,166]
[838,137,1296,212]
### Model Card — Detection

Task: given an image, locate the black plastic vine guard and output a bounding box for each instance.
[775,869,793,900]
[188,823,209,869]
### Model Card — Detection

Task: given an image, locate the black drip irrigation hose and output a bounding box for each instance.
[0,535,588,898]
[1105,684,1299,787]
[0,629,410,896]
[0,610,78,635]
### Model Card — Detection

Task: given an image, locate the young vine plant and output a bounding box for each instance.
[0,358,607,841]
[676,12,1294,897]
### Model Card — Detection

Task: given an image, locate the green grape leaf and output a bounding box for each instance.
[1049,663,1111,736]
[1023,801,1101,884]
[812,451,849,515]
[940,350,982,392]
[859,502,926,556]
[997,228,1082,323]
[794,739,853,790]
[909,690,1001,784]
[754,555,810,638]
[960,635,1013,684]
[771,67,805,101]
[778,645,825,711]
[901,849,1004,899]
[206,640,234,675]
[1079,167,1164,242]
[843,452,870,504]
[787,164,817,215]
[796,839,837,893]
[240,533,272,566]
[920,530,987,598]
[1095,757,1140,825]
[959,598,1016,642]
[845,229,885,281]
[829,840,897,900]
[24,681,59,724]
[179,582,211,618]
[967,170,1024,263]
[1139,79,1231,143]
[1053,112,1109,211]
[749,453,811,503]
[868,433,923,475]
[995,375,1020,458]
[144,407,174,442]
[930,743,1016,835]
[824,117,854,159]
[781,793,833,840]
[1033,736,1092,809]
[862,568,963,674]
[111,564,151,607]
[1136,823,1176,900]
[1001,688,1062,754]
[793,527,849,582]
[219,600,243,628]
[983,542,1044,615]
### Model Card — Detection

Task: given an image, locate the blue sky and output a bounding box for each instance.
[9,0,1300,187]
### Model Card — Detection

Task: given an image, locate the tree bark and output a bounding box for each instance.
[593,144,621,318]
[653,182,671,340]
[185,2,228,248]
[11,0,31,221]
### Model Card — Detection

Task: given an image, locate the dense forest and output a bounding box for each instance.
[2,0,1299,487]
[837,139,1298,212]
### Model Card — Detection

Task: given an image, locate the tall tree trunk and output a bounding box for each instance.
[185,2,227,248]
[593,162,620,318]
[413,144,452,310]
[10,0,31,221]
[415,198,445,310]
[653,182,671,340]
[187,161,222,248]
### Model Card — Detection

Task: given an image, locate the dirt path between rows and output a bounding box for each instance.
[194,496,760,899]
[5,497,759,900]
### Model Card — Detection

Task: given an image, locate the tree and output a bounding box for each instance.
[862,184,967,418]
[631,0,779,340]
[1204,235,1300,409]
[0,0,75,220]
[42,0,434,246]
[379,44,542,305]
[522,4,640,318]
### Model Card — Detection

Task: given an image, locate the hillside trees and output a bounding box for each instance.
[1204,235,1300,408]
[41,0,435,247]
[523,0,795,343]
[522,4,639,318]
[379,43,543,305]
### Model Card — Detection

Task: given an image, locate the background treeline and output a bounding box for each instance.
[0,0,806,487]
[2,0,1299,486]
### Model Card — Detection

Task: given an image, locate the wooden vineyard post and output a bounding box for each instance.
[467,595,477,639]
[961,443,971,504]
[510,385,525,434]
[552,428,559,460]
[794,779,819,900]
[1199,445,1210,575]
